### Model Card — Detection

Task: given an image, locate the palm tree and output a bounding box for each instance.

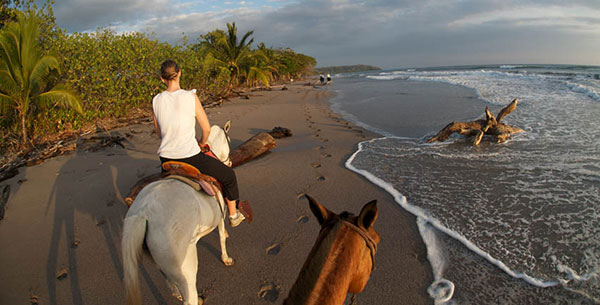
[245,43,280,88]
[205,23,255,92]
[0,11,81,147]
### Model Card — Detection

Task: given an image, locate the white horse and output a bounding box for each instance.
[122,121,233,305]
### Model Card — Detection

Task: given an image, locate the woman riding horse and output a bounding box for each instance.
[152,59,245,227]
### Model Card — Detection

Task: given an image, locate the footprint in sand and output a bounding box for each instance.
[258,282,280,302]
[311,162,321,168]
[317,176,326,181]
[321,152,332,158]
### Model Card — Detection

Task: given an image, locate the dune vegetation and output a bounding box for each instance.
[0,1,316,160]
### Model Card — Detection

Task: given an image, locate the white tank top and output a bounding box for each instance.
[152,89,201,159]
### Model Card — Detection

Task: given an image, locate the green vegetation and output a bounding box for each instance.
[0,3,316,156]
[314,64,381,75]
[0,11,81,148]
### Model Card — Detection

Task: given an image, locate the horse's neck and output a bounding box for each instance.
[285,223,359,305]
[207,126,228,159]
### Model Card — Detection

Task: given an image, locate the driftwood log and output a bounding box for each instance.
[230,132,276,167]
[0,185,10,220]
[427,98,524,145]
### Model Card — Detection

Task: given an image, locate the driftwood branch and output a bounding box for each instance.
[427,98,523,145]
[268,127,292,139]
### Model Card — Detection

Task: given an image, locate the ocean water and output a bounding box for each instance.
[330,65,600,304]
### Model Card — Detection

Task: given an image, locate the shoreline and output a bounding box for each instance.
[0,81,432,304]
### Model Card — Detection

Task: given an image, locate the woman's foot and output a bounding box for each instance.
[229,210,246,227]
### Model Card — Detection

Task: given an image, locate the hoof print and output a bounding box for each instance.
[29,294,39,305]
[297,215,309,223]
[258,282,280,302]
[56,268,68,280]
[266,243,281,255]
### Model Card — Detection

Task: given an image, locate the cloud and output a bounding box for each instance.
[51,0,600,67]
[448,5,600,31]
[53,0,172,32]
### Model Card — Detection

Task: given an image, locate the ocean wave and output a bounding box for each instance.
[566,81,600,102]
[499,65,522,69]
[346,138,563,286]
[345,137,600,303]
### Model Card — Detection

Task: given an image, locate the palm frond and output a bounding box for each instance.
[0,92,16,114]
[248,66,270,88]
[0,69,19,96]
[36,85,82,114]
[28,55,59,94]
[0,31,24,87]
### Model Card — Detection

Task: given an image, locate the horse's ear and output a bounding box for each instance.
[224,120,231,133]
[358,200,378,230]
[306,195,331,225]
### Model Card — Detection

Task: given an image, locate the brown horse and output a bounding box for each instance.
[284,195,380,305]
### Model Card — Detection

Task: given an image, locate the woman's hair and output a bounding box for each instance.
[160,60,180,81]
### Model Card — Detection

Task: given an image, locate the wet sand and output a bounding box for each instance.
[0,81,432,305]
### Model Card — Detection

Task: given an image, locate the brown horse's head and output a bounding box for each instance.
[285,195,380,305]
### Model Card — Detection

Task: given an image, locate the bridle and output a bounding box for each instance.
[322,217,378,272]
[341,220,378,272]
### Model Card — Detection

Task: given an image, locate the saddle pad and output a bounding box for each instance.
[166,175,216,197]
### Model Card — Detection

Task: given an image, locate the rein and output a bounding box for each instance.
[322,217,378,272]
[323,218,377,305]
[341,220,378,272]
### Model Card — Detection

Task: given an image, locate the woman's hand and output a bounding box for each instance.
[199,142,211,153]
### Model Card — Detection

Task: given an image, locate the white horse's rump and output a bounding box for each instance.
[122,123,232,305]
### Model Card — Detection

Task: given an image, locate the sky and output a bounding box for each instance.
[49,0,600,69]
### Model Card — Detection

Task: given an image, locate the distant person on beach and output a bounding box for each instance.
[326,74,332,84]
[152,59,246,227]
[319,74,325,85]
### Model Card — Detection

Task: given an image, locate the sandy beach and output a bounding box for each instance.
[0,81,432,305]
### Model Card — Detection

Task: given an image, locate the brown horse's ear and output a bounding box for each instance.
[358,200,378,230]
[224,120,231,133]
[306,195,332,225]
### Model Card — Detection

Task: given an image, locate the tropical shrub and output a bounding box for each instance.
[0,4,316,156]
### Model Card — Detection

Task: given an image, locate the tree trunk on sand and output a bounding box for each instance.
[230,132,276,167]
[427,98,524,145]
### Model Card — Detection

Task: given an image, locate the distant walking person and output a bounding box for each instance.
[326,74,332,84]
[319,74,325,85]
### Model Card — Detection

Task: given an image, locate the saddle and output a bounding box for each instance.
[124,161,222,207]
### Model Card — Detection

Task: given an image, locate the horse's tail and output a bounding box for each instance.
[122,214,147,305]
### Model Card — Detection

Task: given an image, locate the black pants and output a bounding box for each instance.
[160,153,239,201]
